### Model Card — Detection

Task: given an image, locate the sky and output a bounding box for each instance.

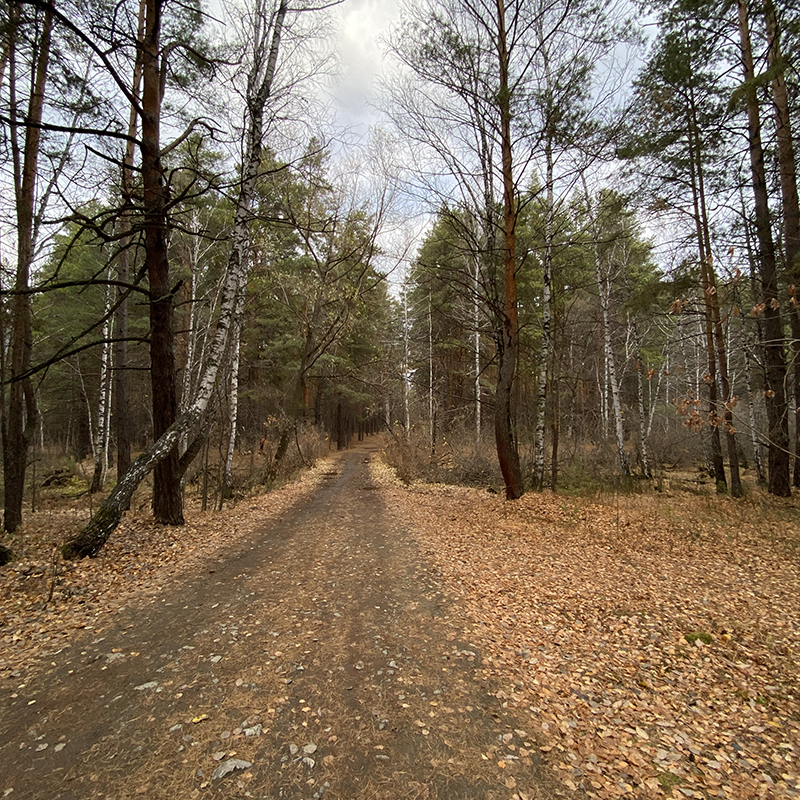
[329,0,401,132]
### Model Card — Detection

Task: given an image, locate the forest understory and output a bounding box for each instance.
[1,442,798,799]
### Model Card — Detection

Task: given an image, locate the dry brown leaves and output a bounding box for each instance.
[0,461,334,679]
[372,460,799,800]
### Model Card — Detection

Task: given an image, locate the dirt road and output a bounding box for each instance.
[0,444,561,800]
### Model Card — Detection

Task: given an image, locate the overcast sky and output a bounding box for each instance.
[329,0,401,132]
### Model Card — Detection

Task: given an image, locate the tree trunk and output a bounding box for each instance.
[402,284,411,437]
[533,135,554,492]
[703,254,743,497]
[687,88,742,497]
[428,292,435,455]
[550,342,559,490]
[744,342,767,486]
[141,0,183,524]
[493,0,523,500]
[3,2,52,533]
[765,0,800,487]
[114,0,145,487]
[62,0,290,558]
[113,242,132,484]
[91,273,114,493]
[737,0,791,496]
[221,297,243,502]
[585,179,629,476]
[685,104,726,492]
[631,319,652,479]
[473,248,481,449]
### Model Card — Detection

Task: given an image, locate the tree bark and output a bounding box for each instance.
[685,104,726,492]
[584,180,629,476]
[91,272,114,493]
[765,0,800,487]
[3,2,52,533]
[532,14,562,493]
[633,332,652,479]
[737,0,791,496]
[533,135,554,491]
[62,0,290,558]
[114,0,146,487]
[221,296,243,502]
[687,89,742,497]
[141,0,183,524]
[703,254,743,497]
[494,0,523,500]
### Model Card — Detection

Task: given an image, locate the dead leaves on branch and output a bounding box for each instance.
[372,460,799,799]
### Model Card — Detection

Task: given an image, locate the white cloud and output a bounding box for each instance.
[330,0,400,130]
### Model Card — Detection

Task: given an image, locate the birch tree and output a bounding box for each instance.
[584,183,630,476]
[63,0,294,557]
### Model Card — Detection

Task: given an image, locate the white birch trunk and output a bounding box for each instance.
[474,253,481,449]
[647,345,667,440]
[91,273,114,491]
[63,0,290,558]
[744,338,766,485]
[584,179,629,475]
[180,209,201,410]
[222,296,244,501]
[599,359,608,440]
[630,318,651,478]
[402,285,410,437]
[428,292,434,454]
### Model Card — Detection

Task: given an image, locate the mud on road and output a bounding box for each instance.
[0,443,565,800]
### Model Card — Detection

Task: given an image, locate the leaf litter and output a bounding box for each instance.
[2,450,798,799]
[371,458,800,799]
[0,462,332,680]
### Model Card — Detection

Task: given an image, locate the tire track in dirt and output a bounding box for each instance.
[0,444,567,800]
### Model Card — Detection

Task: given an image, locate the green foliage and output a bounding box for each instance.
[656,772,682,788]
[684,630,713,645]
[32,212,148,456]
[239,141,394,434]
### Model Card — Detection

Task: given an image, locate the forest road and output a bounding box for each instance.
[0,442,561,800]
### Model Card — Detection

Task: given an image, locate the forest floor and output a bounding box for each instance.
[0,440,798,800]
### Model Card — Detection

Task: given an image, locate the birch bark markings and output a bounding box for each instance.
[221,297,243,504]
[584,181,629,477]
[90,273,114,493]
